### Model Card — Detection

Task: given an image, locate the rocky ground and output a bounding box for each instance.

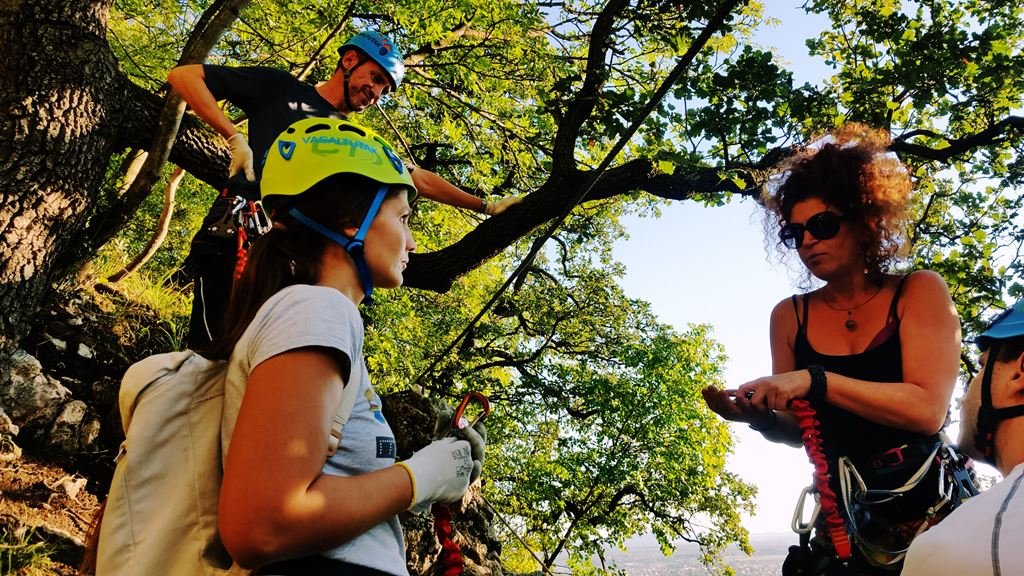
[0,286,159,574]
[0,455,100,574]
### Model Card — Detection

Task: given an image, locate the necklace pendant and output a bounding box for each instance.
[822,284,883,333]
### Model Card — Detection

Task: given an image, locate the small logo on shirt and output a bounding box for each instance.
[376,437,396,458]
[366,388,387,424]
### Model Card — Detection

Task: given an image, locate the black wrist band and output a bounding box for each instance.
[748,410,778,432]
[807,364,827,403]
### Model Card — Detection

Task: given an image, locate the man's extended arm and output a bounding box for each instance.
[168,64,238,139]
[410,168,521,215]
[167,64,254,181]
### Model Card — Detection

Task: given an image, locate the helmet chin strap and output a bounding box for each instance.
[341,67,355,114]
[339,55,369,113]
[286,184,390,303]
[976,341,1024,466]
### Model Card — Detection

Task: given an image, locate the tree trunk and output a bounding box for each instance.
[0,0,125,352]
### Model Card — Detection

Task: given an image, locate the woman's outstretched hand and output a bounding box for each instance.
[735,370,812,411]
[701,385,775,429]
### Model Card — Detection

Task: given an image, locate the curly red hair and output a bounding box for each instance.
[763,123,912,280]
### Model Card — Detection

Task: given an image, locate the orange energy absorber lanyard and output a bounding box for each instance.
[790,399,851,560]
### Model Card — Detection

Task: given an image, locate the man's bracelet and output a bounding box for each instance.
[807,364,827,404]
[748,410,778,432]
[480,198,490,214]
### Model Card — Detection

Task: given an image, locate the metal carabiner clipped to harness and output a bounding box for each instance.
[792,485,821,535]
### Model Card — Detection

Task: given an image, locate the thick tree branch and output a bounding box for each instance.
[404,19,473,67]
[401,153,770,292]
[85,0,251,250]
[893,116,1024,162]
[550,0,630,174]
[158,106,1024,297]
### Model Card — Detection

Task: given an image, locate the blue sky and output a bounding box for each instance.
[612,4,834,536]
[614,199,807,534]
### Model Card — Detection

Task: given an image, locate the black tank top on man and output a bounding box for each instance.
[792,272,942,521]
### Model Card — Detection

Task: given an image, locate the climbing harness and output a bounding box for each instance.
[199,192,271,280]
[433,392,491,576]
[785,400,978,574]
[837,444,977,567]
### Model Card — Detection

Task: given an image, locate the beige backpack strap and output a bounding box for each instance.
[326,379,360,457]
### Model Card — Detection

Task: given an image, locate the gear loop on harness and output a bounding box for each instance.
[226,197,272,280]
[788,397,980,572]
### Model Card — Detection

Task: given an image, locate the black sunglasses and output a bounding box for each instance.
[779,211,844,249]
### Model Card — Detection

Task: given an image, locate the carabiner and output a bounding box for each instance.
[792,485,820,535]
[451,391,490,432]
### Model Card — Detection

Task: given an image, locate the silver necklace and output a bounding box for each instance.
[822,285,883,331]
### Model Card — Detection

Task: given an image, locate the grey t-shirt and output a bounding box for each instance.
[222,284,407,575]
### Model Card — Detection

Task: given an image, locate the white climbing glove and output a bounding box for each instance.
[460,422,486,483]
[226,133,255,182]
[396,437,473,512]
[432,404,486,483]
[481,195,522,216]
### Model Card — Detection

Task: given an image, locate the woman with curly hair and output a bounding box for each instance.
[702,124,965,575]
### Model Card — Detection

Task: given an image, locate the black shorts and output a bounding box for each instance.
[257,555,394,576]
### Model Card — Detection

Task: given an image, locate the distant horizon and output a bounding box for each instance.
[601,531,792,575]
[612,529,799,550]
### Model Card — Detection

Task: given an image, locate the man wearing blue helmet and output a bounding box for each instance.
[902,299,1024,576]
[168,29,521,348]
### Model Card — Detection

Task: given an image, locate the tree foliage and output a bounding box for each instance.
[801,0,1024,351]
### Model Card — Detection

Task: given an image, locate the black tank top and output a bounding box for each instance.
[792,274,940,462]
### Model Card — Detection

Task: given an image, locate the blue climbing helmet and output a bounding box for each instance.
[977,298,1024,345]
[972,297,1024,464]
[339,30,406,90]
